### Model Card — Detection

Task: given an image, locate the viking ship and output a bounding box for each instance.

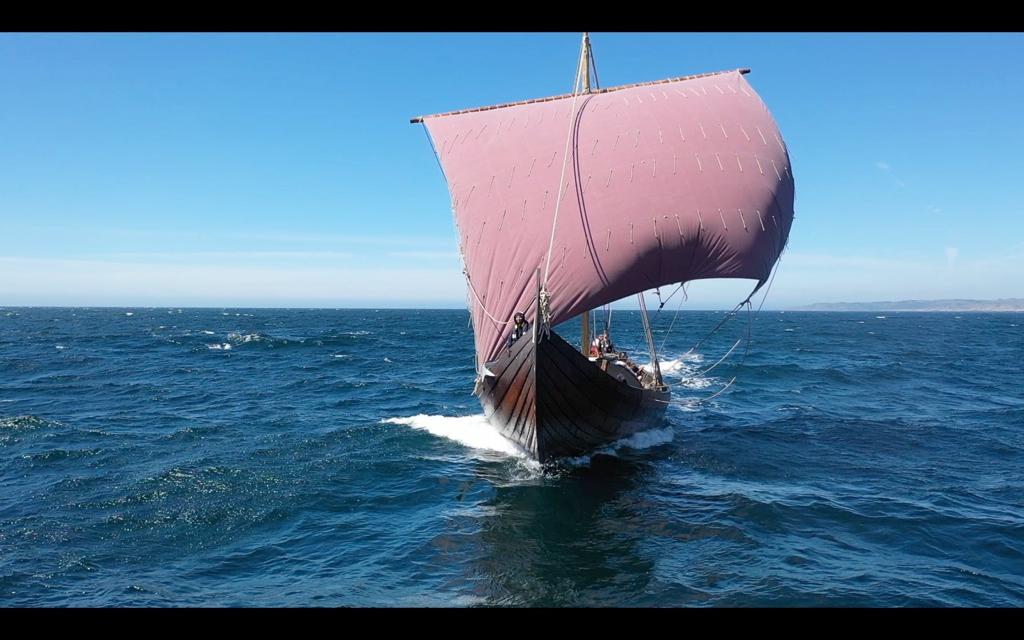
[412,33,794,461]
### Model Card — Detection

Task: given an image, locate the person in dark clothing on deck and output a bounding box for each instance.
[507,312,529,348]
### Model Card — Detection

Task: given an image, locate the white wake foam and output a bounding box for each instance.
[384,414,675,468]
[562,426,676,466]
[679,376,713,390]
[640,352,713,394]
[642,351,703,375]
[383,414,527,458]
[643,353,702,376]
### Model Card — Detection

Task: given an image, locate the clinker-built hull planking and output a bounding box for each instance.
[479,329,669,461]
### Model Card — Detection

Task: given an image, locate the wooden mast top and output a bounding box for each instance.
[581,32,593,94]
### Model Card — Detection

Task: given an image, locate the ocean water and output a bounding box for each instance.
[1,307,1022,607]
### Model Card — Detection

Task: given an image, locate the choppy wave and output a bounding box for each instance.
[2,308,1022,607]
[226,331,266,345]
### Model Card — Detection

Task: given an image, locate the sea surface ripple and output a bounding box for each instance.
[1,307,1022,606]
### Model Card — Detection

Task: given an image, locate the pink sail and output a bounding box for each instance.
[419,69,795,365]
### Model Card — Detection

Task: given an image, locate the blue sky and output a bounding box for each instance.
[1,32,1022,308]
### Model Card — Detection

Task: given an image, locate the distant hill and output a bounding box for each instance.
[791,298,1024,312]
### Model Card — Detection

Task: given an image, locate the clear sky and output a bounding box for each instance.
[2,32,1022,309]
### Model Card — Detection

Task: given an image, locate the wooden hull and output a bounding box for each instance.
[478,328,669,461]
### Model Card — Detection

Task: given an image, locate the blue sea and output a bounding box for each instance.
[1,306,1022,607]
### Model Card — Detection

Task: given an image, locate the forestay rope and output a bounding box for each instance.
[540,32,590,322]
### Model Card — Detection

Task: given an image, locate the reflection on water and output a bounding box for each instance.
[459,453,657,606]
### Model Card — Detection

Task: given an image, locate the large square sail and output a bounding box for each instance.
[417,68,795,365]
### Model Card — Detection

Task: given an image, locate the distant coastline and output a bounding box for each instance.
[791,298,1024,312]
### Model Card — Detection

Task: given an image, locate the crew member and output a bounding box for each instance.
[507,312,529,347]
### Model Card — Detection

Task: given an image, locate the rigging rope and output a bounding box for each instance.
[654,282,685,310]
[421,125,448,184]
[698,377,738,403]
[637,292,662,384]
[660,255,783,403]
[587,38,601,90]
[464,271,529,327]
[691,338,742,378]
[657,282,688,354]
[542,33,587,289]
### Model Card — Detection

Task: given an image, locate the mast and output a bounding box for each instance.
[580,32,595,354]
[637,293,662,386]
[582,32,594,93]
